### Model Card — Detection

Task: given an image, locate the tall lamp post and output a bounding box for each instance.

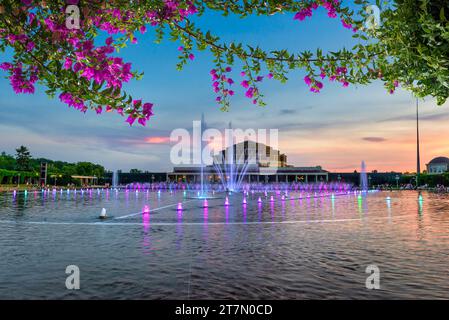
[416,98,421,188]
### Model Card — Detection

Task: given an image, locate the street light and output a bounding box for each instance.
[395,175,400,189]
[416,98,421,187]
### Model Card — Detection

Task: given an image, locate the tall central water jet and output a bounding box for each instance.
[200,113,206,197]
[213,122,251,192]
[112,170,119,188]
[360,161,368,192]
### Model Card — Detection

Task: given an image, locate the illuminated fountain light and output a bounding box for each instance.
[24,190,28,197]
[203,199,209,208]
[67,189,70,195]
[99,208,107,219]
[243,197,247,205]
[264,191,268,197]
[270,196,274,202]
[258,197,262,204]
[281,195,285,201]
[386,196,391,201]
[177,203,183,211]
[224,197,230,206]
[418,194,423,202]
[143,205,150,215]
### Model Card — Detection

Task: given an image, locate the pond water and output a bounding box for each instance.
[0,190,448,299]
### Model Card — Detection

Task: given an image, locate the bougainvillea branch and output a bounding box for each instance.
[0,0,448,126]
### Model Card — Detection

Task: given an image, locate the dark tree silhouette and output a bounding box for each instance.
[15,146,32,172]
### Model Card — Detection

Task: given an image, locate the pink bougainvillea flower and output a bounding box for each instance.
[304,76,312,86]
[245,87,255,98]
[138,118,147,126]
[63,57,73,70]
[241,80,249,89]
[126,116,136,126]
[105,37,114,46]
[188,54,195,60]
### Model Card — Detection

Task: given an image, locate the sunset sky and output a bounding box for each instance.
[1,6,448,173]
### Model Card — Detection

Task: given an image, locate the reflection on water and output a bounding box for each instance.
[0,190,448,299]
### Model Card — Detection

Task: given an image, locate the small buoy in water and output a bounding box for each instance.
[99,208,107,219]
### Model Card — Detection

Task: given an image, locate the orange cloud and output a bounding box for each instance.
[145,136,171,144]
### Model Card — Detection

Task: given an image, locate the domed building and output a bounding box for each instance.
[426,157,449,174]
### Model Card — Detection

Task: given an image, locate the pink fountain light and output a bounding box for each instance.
[270,196,274,202]
[143,205,150,215]
[224,197,230,206]
[243,197,247,205]
[258,197,262,203]
[203,199,208,208]
[177,203,183,211]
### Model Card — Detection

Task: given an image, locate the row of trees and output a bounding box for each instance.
[0,146,105,185]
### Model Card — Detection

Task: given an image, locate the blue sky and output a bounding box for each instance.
[1,3,449,172]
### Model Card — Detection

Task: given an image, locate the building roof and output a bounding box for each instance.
[428,157,449,165]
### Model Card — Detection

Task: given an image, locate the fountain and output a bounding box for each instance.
[112,170,119,188]
[360,161,368,192]
[213,122,252,192]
